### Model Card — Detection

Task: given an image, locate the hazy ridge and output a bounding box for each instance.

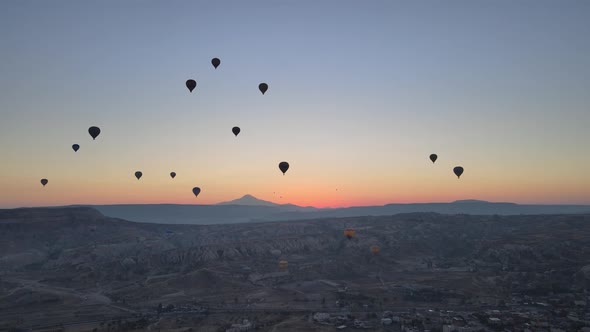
[62,195,590,225]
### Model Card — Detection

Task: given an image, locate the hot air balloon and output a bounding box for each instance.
[279,260,288,271]
[259,83,268,95]
[429,154,437,163]
[40,179,48,187]
[72,144,80,152]
[232,126,240,137]
[344,228,355,240]
[186,79,197,92]
[453,166,464,178]
[278,161,289,175]
[211,58,220,69]
[135,171,142,180]
[88,126,100,140]
[170,172,176,179]
[192,187,201,197]
[370,245,380,255]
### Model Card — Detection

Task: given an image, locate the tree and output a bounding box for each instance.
[157,302,163,315]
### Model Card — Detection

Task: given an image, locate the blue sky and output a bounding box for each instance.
[1,0,589,207]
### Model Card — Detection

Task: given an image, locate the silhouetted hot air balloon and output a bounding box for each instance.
[88,126,100,140]
[453,166,464,179]
[186,79,197,92]
[40,179,48,187]
[170,172,176,179]
[259,83,268,95]
[211,58,220,69]
[430,154,438,163]
[232,127,240,137]
[371,245,380,255]
[344,228,355,240]
[278,162,289,175]
[72,144,80,152]
[192,187,201,197]
[135,171,142,180]
[279,260,288,271]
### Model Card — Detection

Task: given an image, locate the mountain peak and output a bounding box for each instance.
[217,194,280,207]
[452,199,491,204]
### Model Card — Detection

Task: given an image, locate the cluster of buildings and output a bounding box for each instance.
[225,319,254,332]
[311,301,590,331]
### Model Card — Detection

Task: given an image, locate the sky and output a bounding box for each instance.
[1,0,589,208]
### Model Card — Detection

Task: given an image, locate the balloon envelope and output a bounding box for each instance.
[170,172,176,179]
[88,126,100,140]
[211,58,220,69]
[40,179,48,186]
[135,171,142,180]
[72,144,80,152]
[453,166,464,178]
[344,228,355,240]
[232,126,240,136]
[430,154,437,163]
[192,187,201,197]
[279,260,288,271]
[186,79,197,92]
[259,83,268,95]
[371,245,380,255]
[278,161,289,175]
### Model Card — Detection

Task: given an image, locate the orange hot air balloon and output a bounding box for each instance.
[370,245,380,255]
[279,260,288,271]
[344,228,355,240]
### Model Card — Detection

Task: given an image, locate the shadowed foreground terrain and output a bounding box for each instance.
[1,207,590,331]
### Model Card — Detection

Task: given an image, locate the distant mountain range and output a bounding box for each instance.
[63,195,590,225]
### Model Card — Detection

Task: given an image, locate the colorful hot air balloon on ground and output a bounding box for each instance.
[453,166,464,179]
[371,245,380,255]
[259,83,268,95]
[232,127,240,137]
[344,228,355,240]
[430,154,437,163]
[88,126,100,140]
[72,144,80,152]
[192,187,201,198]
[40,179,48,187]
[278,161,289,175]
[170,172,176,179]
[135,171,142,180]
[211,58,220,69]
[279,260,288,271]
[186,79,196,92]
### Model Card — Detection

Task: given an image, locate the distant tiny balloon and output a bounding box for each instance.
[192,187,201,197]
[72,144,80,152]
[135,171,142,180]
[211,58,220,69]
[278,161,289,175]
[344,228,355,240]
[259,83,268,95]
[170,172,176,179]
[430,154,438,163]
[186,79,197,92]
[453,166,464,178]
[40,179,48,187]
[232,126,240,137]
[371,245,380,255]
[88,126,101,140]
[279,260,288,271]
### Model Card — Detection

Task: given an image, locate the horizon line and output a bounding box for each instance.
[3,198,590,210]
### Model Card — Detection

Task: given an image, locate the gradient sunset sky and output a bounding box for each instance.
[1,1,589,208]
